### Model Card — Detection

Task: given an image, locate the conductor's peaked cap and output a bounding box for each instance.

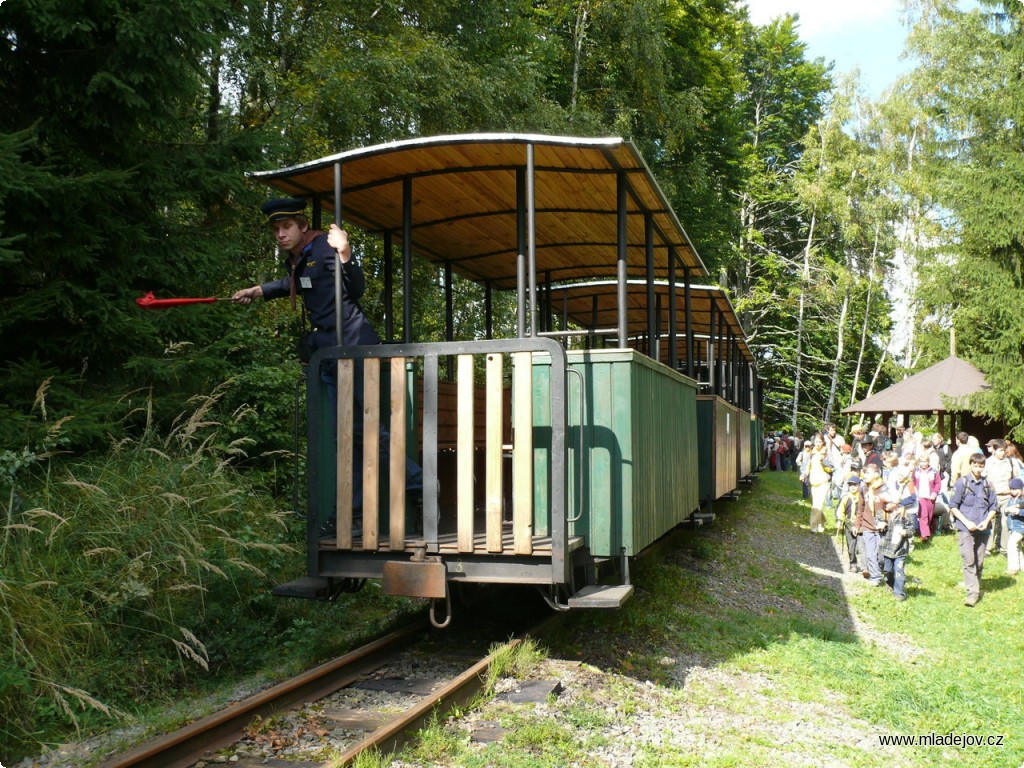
[261,197,307,223]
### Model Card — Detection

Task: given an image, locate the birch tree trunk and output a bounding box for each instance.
[569,2,590,117]
[791,209,816,433]
[823,285,850,424]
[866,344,888,398]
[849,224,880,407]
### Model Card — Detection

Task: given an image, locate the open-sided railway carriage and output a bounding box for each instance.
[253,134,761,622]
[540,279,762,512]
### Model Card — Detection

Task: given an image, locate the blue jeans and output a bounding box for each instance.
[883,555,906,598]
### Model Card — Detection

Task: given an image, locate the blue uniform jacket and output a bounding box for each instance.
[949,475,998,533]
[260,231,380,347]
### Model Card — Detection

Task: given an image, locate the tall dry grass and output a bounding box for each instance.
[1,381,296,757]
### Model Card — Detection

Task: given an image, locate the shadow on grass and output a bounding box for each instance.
[545,470,859,689]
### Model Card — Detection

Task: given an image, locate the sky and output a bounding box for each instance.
[743,0,916,98]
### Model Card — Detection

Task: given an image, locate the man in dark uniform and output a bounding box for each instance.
[234,197,421,532]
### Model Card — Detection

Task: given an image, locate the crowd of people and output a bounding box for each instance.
[766,424,1024,607]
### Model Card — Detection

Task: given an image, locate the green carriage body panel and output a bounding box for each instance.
[533,348,699,557]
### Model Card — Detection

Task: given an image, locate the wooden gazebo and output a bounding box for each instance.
[842,355,1007,442]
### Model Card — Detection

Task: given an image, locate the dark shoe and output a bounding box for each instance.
[405,491,424,536]
[319,512,362,539]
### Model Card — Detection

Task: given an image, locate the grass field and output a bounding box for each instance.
[386,470,1024,768]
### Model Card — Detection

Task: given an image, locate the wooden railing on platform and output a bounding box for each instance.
[307,339,567,575]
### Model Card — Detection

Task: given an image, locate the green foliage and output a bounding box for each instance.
[0,0,267,444]
[0,388,299,757]
[898,0,1024,434]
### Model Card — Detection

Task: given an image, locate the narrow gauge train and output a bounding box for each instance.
[541,279,761,514]
[252,134,763,625]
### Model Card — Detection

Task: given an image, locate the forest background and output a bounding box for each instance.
[2,0,1024,760]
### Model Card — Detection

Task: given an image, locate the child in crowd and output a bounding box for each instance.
[914,453,943,541]
[835,476,864,573]
[880,492,915,601]
[1004,477,1024,576]
[797,440,813,500]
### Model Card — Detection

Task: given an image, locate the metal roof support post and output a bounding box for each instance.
[485,281,493,340]
[738,359,745,409]
[543,269,552,333]
[654,292,663,361]
[737,342,744,407]
[589,295,598,350]
[749,364,756,416]
[724,333,731,402]
[562,286,569,335]
[383,231,394,342]
[684,267,694,379]
[527,143,538,338]
[402,177,413,343]
[722,331,728,401]
[616,171,628,348]
[645,213,655,359]
[742,359,749,411]
[333,162,344,347]
[445,262,454,381]
[515,168,527,338]
[668,250,678,370]
[718,328,727,401]
[732,333,739,404]
[709,301,717,395]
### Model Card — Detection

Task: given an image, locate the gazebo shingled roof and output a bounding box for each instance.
[842,356,989,415]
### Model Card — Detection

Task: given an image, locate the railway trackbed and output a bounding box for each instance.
[97,611,557,768]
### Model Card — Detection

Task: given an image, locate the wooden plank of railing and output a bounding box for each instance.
[457,354,474,552]
[512,352,533,555]
[362,358,380,550]
[337,359,354,550]
[389,357,407,547]
[485,353,504,553]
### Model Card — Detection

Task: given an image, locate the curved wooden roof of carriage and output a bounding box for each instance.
[545,279,755,365]
[248,133,708,289]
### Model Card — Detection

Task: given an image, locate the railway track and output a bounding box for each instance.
[98,598,557,768]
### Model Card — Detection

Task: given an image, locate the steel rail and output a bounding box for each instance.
[98,619,428,768]
[322,613,562,767]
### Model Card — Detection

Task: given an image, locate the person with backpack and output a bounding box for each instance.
[835,475,864,573]
[1003,477,1024,576]
[949,453,999,607]
[983,438,1015,556]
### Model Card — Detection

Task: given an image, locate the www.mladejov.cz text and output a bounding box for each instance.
[879,732,1004,748]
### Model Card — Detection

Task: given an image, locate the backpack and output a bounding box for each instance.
[958,476,994,506]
